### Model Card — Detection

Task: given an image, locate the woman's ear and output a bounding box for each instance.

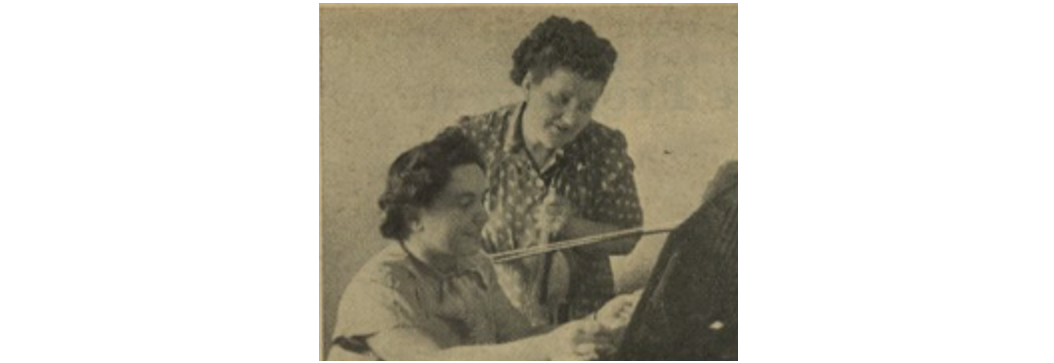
[521,71,533,91]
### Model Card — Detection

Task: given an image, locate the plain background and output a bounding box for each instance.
[320,5,737,357]
[3,1,1054,362]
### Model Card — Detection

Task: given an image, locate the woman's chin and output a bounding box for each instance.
[547,130,580,149]
[455,247,481,258]
[455,238,483,256]
[543,131,565,145]
[539,137,566,151]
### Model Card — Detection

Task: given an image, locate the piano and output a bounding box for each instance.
[615,160,738,360]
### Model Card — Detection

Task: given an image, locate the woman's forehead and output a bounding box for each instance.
[541,68,605,95]
[441,165,486,195]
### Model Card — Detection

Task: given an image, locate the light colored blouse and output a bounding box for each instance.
[331,244,532,358]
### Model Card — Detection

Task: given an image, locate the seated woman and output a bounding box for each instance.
[327,131,637,361]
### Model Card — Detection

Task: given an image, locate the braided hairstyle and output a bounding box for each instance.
[510,16,618,86]
[377,130,484,241]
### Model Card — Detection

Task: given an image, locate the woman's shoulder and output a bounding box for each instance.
[456,104,518,134]
[581,121,628,146]
[566,121,631,160]
[348,244,420,293]
[451,104,519,157]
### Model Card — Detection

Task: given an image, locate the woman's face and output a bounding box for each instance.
[522,67,606,151]
[415,164,489,257]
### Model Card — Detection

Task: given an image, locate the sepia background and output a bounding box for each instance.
[321,4,737,357]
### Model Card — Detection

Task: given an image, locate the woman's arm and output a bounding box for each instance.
[368,329,547,361]
[366,320,605,361]
[565,129,645,256]
[561,216,641,255]
[326,345,374,361]
[538,195,641,256]
[342,294,636,361]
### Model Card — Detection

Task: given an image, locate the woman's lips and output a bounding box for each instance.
[547,125,572,140]
[549,122,571,133]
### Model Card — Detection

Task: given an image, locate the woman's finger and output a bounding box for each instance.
[577,320,600,335]
[573,342,597,355]
[595,341,617,356]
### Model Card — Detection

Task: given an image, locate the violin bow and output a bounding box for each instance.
[489,221,681,263]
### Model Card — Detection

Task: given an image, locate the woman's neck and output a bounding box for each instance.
[520,124,554,167]
[526,143,553,167]
[402,238,458,274]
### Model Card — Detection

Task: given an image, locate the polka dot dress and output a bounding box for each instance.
[450,103,644,323]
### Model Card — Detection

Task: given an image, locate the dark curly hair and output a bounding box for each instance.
[510,16,618,86]
[377,129,484,241]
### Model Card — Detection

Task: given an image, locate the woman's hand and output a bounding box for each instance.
[534,193,574,236]
[542,319,612,360]
[595,290,643,334]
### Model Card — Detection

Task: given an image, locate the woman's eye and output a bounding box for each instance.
[549,94,570,105]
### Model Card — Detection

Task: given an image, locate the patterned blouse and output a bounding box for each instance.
[452,102,644,325]
[331,244,532,359]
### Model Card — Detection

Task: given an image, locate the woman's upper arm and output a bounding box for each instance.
[331,271,429,359]
[365,327,443,361]
[590,130,644,229]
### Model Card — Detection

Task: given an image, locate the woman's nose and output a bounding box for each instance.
[560,107,587,127]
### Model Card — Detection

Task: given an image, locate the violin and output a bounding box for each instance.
[491,221,679,323]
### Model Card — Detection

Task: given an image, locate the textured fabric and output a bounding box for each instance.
[452,103,644,325]
[331,244,532,358]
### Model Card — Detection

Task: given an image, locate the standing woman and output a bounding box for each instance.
[452,16,644,326]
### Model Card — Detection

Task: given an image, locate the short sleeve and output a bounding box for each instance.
[452,116,477,142]
[593,130,644,229]
[331,279,421,343]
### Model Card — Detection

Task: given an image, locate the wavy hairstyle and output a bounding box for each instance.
[510,16,618,86]
[377,130,484,241]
